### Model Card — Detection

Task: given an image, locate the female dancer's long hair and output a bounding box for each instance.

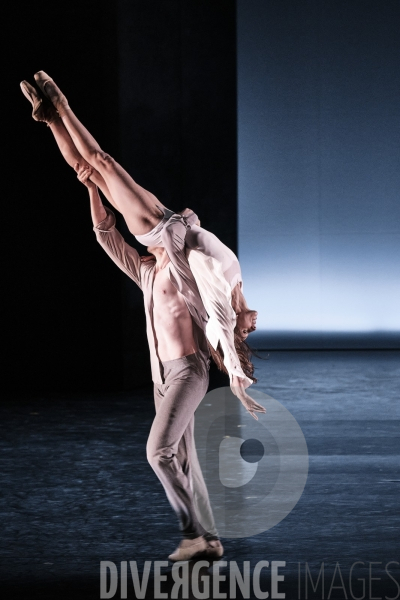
[208,331,258,384]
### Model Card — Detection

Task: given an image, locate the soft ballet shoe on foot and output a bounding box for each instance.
[34,70,70,116]
[20,80,58,124]
[168,536,209,562]
[203,539,224,560]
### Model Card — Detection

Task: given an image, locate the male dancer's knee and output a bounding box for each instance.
[146,442,175,473]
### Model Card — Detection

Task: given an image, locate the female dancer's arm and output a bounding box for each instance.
[186,249,265,419]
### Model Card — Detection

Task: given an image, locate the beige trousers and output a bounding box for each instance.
[146,351,219,540]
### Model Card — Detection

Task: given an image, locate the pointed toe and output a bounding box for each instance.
[33,71,70,116]
[20,79,57,124]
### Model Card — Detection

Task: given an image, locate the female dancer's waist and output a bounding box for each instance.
[135,205,174,247]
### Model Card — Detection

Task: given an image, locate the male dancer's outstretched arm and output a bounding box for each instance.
[79,164,144,288]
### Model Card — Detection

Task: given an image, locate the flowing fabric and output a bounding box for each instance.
[135,207,253,386]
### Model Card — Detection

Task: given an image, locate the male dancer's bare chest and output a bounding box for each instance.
[152,266,191,321]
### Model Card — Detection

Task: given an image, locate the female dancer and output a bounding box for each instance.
[20,71,259,407]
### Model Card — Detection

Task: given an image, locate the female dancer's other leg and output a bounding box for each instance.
[48,117,120,212]
[34,71,166,236]
[20,80,119,212]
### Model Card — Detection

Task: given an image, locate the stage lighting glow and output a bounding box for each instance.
[237,0,400,340]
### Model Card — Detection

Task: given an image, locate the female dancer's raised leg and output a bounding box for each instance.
[48,117,122,212]
[34,71,166,236]
[20,80,120,212]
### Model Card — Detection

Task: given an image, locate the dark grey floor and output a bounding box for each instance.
[1,351,399,599]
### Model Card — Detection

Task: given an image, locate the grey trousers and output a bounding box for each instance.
[146,351,219,540]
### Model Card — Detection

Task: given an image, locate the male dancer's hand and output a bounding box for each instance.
[74,162,107,226]
[75,163,96,189]
[231,376,266,420]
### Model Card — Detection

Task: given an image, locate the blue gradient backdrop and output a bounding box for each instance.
[237,0,400,348]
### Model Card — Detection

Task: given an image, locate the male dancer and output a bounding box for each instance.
[76,163,223,562]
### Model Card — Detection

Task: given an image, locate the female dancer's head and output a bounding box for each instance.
[230,283,257,341]
[235,309,258,341]
[234,306,258,383]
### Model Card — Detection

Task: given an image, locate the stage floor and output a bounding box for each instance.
[1,350,399,599]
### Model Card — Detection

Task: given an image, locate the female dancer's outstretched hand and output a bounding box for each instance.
[75,163,96,189]
[231,376,266,420]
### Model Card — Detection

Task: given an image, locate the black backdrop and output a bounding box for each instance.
[3,0,237,395]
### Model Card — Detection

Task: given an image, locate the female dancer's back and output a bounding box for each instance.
[135,205,243,291]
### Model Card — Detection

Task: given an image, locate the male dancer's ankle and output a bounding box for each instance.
[203,533,220,542]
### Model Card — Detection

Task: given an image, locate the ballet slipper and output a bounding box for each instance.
[168,536,209,562]
[20,80,58,125]
[34,70,70,117]
[203,539,224,559]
